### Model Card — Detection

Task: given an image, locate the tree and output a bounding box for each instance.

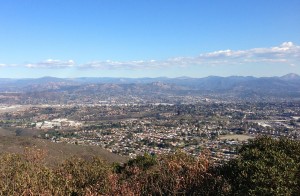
[219,136,300,195]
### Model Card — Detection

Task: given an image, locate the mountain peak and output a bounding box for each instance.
[281,73,300,80]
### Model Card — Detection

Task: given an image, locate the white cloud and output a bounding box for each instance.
[2,42,299,70]
[79,42,300,70]
[25,59,75,68]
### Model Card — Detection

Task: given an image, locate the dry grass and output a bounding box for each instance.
[219,134,254,141]
[0,149,112,195]
[0,136,127,166]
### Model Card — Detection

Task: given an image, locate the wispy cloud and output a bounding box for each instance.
[1,42,299,70]
[25,59,75,68]
[80,42,300,69]
[80,59,170,70]
[0,63,18,67]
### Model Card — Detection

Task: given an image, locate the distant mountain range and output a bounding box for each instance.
[1,73,300,101]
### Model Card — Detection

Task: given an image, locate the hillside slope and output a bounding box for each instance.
[0,135,127,165]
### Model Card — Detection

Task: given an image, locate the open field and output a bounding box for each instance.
[219,134,255,141]
[0,128,15,136]
[0,105,30,113]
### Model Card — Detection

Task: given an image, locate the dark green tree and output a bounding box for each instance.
[219,136,300,195]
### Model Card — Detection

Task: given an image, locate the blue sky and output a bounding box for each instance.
[0,0,299,78]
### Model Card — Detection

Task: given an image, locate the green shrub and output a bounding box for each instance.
[219,136,300,195]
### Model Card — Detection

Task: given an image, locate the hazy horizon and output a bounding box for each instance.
[0,73,299,80]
